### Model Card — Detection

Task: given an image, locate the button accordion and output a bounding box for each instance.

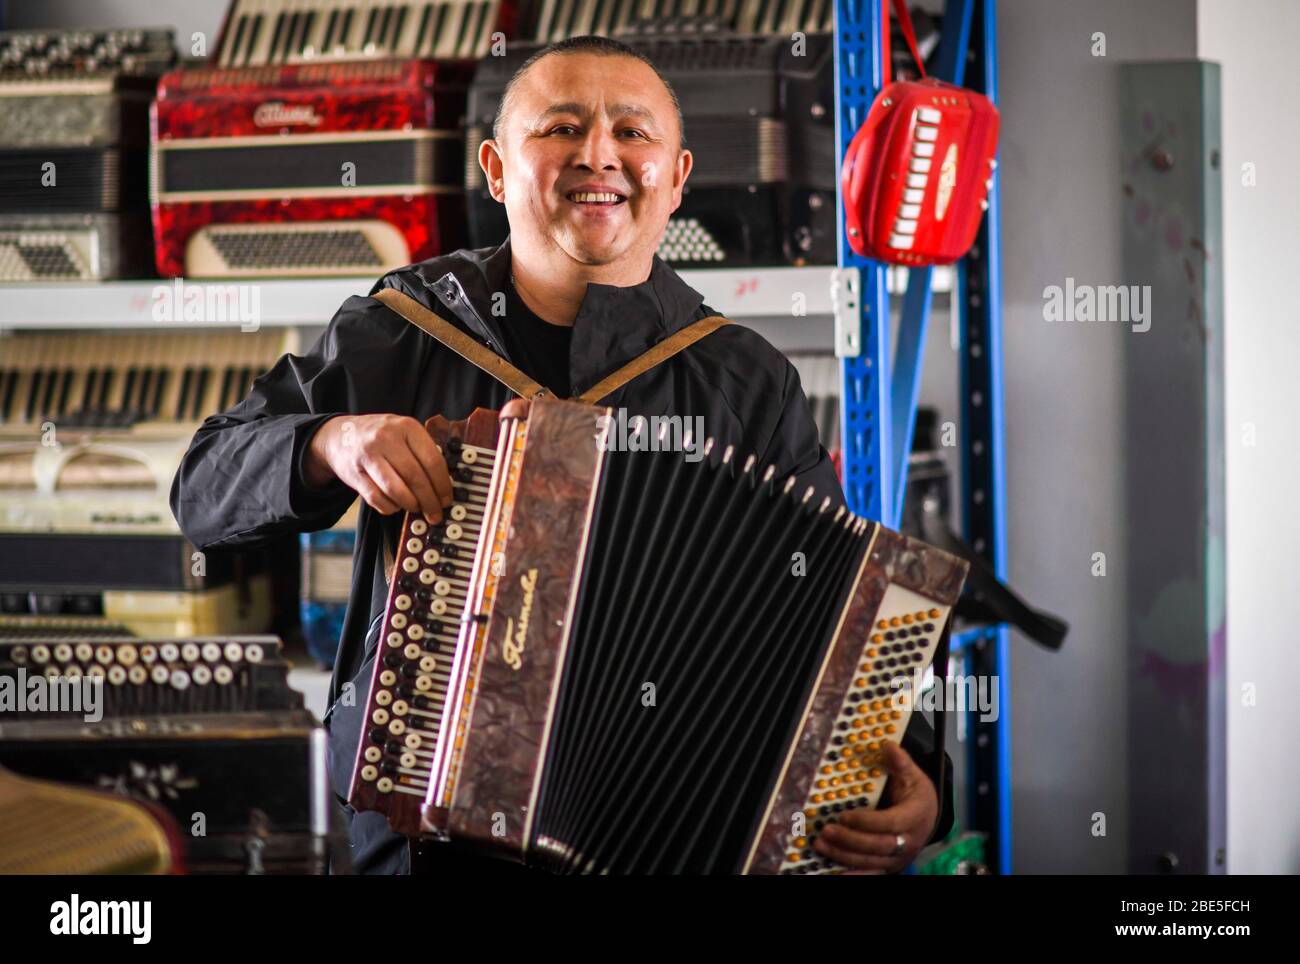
[0,27,175,280]
[0,635,329,874]
[347,399,967,874]
[467,24,837,266]
[151,0,520,278]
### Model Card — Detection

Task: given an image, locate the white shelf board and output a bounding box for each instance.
[0,265,951,331]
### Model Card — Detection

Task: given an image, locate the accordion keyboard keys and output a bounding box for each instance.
[778,584,951,875]
[217,0,506,66]
[0,635,296,717]
[355,441,498,802]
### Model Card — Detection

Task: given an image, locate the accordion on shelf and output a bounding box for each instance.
[0,330,296,637]
[466,26,838,266]
[150,0,520,278]
[0,635,329,874]
[347,399,967,874]
[0,27,175,280]
[525,0,835,44]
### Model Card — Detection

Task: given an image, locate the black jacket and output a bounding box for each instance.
[170,235,955,873]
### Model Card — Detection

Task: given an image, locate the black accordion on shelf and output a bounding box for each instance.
[466,29,837,266]
[0,27,174,280]
[0,635,329,874]
[347,400,967,874]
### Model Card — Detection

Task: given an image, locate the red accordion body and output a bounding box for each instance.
[842,77,999,266]
[150,58,472,277]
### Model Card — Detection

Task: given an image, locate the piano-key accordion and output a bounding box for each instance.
[0,330,295,637]
[151,0,519,278]
[0,635,329,874]
[347,399,967,874]
[0,27,175,280]
[467,26,837,267]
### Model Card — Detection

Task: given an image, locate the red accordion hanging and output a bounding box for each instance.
[841,0,1001,266]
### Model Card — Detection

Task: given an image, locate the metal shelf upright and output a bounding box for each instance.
[833,0,1011,872]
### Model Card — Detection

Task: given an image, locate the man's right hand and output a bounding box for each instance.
[304,414,454,523]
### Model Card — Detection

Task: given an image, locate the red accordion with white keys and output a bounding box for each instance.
[151,57,472,278]
[841,0,1000,266]
[150,0,520,278]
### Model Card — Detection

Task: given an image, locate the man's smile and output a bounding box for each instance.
[564,184,629,208]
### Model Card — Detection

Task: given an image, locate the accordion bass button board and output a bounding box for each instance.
[347,400,968,874]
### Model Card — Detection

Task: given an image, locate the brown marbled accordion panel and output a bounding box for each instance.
[443,399,606,857]
[746,525,968,875]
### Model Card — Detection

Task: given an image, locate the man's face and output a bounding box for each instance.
[479,52,693,268]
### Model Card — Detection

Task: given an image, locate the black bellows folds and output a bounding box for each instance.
[531,443,867,874]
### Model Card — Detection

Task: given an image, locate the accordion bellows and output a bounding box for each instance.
[348,400,967,874]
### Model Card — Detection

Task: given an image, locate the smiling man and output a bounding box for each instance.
[171,35,953,875]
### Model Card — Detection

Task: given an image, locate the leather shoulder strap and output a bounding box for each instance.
[376,285,733,406]
[373,287,555,400]
[574,314,732,404]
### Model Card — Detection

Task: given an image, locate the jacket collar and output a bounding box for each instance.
[413,235,707,398]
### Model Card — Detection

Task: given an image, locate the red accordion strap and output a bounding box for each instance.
[887,0,928,84]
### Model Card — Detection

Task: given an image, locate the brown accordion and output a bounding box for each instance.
[347,399,968,874]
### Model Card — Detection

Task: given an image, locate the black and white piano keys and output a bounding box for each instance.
[216,0,507,67]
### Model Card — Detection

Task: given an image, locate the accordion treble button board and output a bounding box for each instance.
[352,439,498,815]
[778,584,952,875]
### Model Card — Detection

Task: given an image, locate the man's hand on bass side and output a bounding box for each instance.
[813,741,940,874]
[305,414,454,523]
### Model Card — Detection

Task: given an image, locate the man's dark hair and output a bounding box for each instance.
[492,35,687,151]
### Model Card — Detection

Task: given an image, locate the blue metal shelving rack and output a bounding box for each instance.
[834,0,1011,873]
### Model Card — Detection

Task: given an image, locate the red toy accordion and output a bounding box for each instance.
[841,0,1000,266]
[150,58,472,278]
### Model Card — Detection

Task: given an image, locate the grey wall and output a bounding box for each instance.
[1199,0,1300,875]
[947,0,1197,873]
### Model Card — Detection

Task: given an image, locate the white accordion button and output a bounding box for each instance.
[410,519,428,536]
[181,643,200,662]
[391,613,407,629]
[395,594,412,611]
[371,708,390,725]
[450,505,467,521]
[407,538,422,554]
[402,557,419,573]
[387,632,403,648]
[364,746,382,763]
[193,665,212,685]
